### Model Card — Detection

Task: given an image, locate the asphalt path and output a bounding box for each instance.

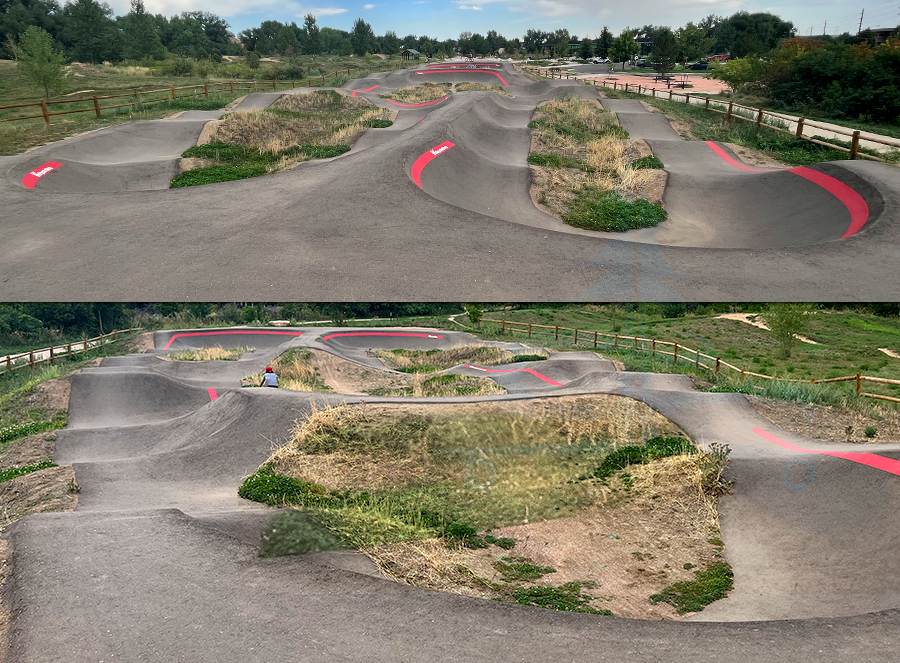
[0,61,898,300]
[4,327,900,662]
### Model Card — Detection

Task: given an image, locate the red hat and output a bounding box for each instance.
[265,367,273,373]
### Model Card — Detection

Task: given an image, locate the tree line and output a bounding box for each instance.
[3,1,811,64]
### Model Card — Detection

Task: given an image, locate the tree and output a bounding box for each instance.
[63,0,122,63]
[579,38,593,59]
[381,29,400,56]
[609,30,636,68]
[13,25,69,99]
[676,22,715,67]
[122,0,164,60]
[245,50,260,69]
[651,27,677,76]
[350,17,375,56]
[464,304,483,327]
[594,27,612,58]
[523,28,546,54]
[303,13,320,54]
[764,303,812,358]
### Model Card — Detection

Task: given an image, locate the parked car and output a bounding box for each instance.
[688,61,709,70]
[591,57,610,64]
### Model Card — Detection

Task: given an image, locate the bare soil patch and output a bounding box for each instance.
[178,156,218,173]
[24,377,70,412]
[0,465,78,523]
[723,142,789,168]
[310,349,407,395]
[0,433,56,471]
[366,454,721,620]
[748,395,900,444]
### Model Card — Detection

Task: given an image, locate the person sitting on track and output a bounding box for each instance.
[260,366,279,388]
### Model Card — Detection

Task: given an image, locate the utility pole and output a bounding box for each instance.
[823,21,827,37]
[858,9,864,35]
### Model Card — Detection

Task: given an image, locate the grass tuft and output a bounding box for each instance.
[0,459,57,484]
[563,188,667,232]
[512,582,612,614]
[649,561,734,613]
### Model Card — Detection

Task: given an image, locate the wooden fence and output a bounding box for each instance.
[520,66,900,162]
[0,62,413,125]
[0,328,144,375]
[483,318,900,404]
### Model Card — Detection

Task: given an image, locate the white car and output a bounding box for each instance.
[592,57,610,64]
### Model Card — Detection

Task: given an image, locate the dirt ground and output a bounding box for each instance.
[367,454,722,620]
[126,331,156,353]
[748,395,900,444]
[23,377,71,413]
[310,349,407,395]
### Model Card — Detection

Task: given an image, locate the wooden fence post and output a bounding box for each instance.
[170,87,176,100]
[695,350,700,367]
[715,357,720,373]
[615,335,619,348]
[49,348,54,365]
[322,75,326,86]
[613,82,617,90]
[67,343,72,358]
[756,108,764,129]
[856,372,862,395]
[673,343,678,364]
[5,356,10,371]
[574,329,578,345]
[668,90,673,100]
[528,323,532,337]
[625,83,629,92]
[40,100,50,124]
[29,350,34,368]
[685,93,690,105]
[705,97,710,110]
[726,101,733,123]
[204,83,209,98]
[652,339,656,357]
[850,131,860,160]
[501,319,506,333]
[740,368,745,383]
[795,117,804,137]
[594,331,598,348]
[652,88,656,98]
[114,330,119,341]
[92,96,101,118]
[555,325,559,340]
[230,80,234,94]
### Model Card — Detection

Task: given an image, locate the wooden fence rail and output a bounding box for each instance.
[0,62,413,125]
[483,318,900,402]
[0,328,144,375]
[520,65,900,161]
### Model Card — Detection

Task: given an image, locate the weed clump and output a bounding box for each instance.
[493,557,556,582]
[512,582,611,614]
[592,437,694,480]
[649,561,734,613]
[563,188,667,232]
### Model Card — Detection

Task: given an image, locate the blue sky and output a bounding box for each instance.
[127,1,898,41]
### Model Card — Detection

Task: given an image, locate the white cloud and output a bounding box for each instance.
[307,6,349,15]
[137,1,348,19]
[459,4,483,8]
[364,3,375,7]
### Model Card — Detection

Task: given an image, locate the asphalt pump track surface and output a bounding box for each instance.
[1,61,899,300]
[4,327,900,662]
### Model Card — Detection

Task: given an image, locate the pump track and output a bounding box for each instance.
[1,61,899,301]
[3,327,900,662]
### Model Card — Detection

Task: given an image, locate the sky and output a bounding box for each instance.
[120,0,899,41]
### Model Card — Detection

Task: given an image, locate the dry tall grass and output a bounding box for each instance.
[165,345,252,362]
[243,349,331,391]
[530,96,661,211]
[382,83,451,103]
[374,344,515,371]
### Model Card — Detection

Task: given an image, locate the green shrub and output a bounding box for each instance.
[563,189,667,232]
[484,534,516,549]
[864,425,878,438]
[509,354,548,362]
[238,464,329,506]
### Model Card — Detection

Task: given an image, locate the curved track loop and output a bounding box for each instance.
[0,61,898,300]
[4,327,900,662]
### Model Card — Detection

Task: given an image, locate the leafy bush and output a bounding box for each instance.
[864,425,878,438]
[563,189,667,232]
[238,464,328,506]
[632,155,664,169]
[484,534,516,549]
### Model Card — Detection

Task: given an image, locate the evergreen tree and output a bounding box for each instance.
[652,27,677,76]
[122,0,164,60]
[594,26,612,58]
[303,13,320,54]
[579,38,593,59]
[350,17,374,56]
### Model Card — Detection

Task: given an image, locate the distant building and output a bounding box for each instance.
[401,49,421,61]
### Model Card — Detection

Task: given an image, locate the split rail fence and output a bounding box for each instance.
[521,66,900,162]
[0,328,144,375]
[0,62,413,125]
[483,318,900,404]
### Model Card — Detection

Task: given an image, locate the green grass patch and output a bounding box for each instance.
[527,153,592,170]
[0,459,56,484]
[649,561,734,613]
[171,141,350,188]
[494,557,556,582]
[509,354,549,362]
[258,510,350,557]
[563,188,667,232]
[632,155,664,169]
[591,437,695,480]
[512,582,612,615]
[483,534,516,549]
[0,418,66,446]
